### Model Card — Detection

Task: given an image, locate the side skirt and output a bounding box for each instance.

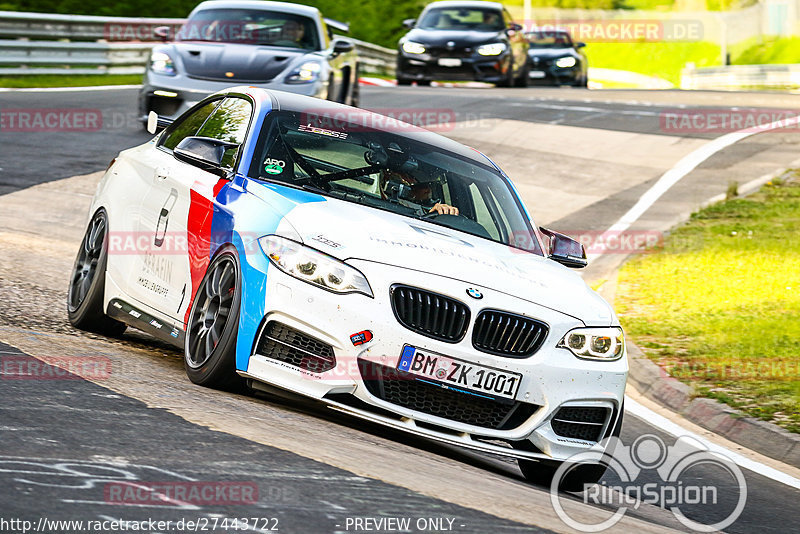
[107,298,185,348]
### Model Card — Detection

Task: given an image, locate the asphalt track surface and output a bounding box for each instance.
[1,85,799,533]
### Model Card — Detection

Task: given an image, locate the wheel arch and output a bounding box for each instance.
[207,234,269,374]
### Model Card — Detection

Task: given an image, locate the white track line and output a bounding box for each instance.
[626,397,800,490]
[610,115,800,487]
[588,113,800,261]
[0,84,141,92]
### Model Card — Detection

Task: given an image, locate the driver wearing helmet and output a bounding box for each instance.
[379,169,459,216]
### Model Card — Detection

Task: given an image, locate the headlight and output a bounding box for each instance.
[259,235,373,297]
[555,56,577,68]
[558,327,624,361]
[149,51,176,75]
[402,41,426,54]
[285,61,322,84]
[477,42,507,56]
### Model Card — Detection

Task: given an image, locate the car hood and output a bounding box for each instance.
[403,28,506,47]
[168,42,309,83]
[527,47,577,59]
[275,197,614,325]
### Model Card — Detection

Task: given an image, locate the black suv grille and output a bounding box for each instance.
[358,359,538,430]
[472,310,548,357]
[390,285,470,343]
[255,321,335,373]
[551,406,610,442]
[425,46,474,59]
[530,57,554,68]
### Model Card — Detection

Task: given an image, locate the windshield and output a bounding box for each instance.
[417,8,505,32]
[177,9,320,50]
[249,111,542,255]
[527,31,573,48]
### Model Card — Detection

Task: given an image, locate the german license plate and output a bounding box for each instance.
[438,58,462,67]
[529,70,545,78]
[396,346,521,401]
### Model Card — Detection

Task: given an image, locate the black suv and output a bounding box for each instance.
[526,29,588,87]
[396,1,529,86]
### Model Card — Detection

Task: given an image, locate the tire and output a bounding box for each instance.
[67,209,127,337]
[397,78,412,86]
[416,80,431,86]
[184,247,244,390]
[349,63,360,107]
[515,61,530,87]
[518,406,624,491]
[326,73,336,101]
[495,60,515,87]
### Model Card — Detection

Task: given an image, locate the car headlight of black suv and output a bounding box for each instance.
[401,41,427,55]
[476,42,507,56]
[555,56,577,68]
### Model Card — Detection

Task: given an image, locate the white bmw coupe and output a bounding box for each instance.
[69,86,627,489]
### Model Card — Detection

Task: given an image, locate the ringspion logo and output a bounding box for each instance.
[551,435,747,532]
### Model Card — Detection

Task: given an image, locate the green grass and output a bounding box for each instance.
[731,37,800,65]
[0,74,143,88]
[619,0,675,9]
[616,175,800,433]
[584,41,720,85]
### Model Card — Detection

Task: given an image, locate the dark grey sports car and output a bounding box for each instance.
[139,0,359,122]
[526,29,588,87]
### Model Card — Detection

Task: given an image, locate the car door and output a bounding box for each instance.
[177,96,253,327]
[323,25,347,102]
[148,96,254,333]
[327,44,347,102]
[119,99,221,325]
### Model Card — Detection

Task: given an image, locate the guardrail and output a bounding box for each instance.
[351,39,396,76]
[0,10,397,76]
[681,63,800,90]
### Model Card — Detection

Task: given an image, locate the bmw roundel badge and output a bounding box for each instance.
[466,287,483,299]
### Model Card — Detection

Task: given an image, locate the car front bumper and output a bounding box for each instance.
[527,61,583,85]
[397,53,511,83]
[236,251,628,462]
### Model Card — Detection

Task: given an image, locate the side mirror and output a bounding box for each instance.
[576,41,586,48]
[507,22,523,32]
[146,111,173,134]
[539,227,588,268]
[153,26,171,42]
[332,39,354,56]
[173,136,238,177]
[403,18,416,29]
